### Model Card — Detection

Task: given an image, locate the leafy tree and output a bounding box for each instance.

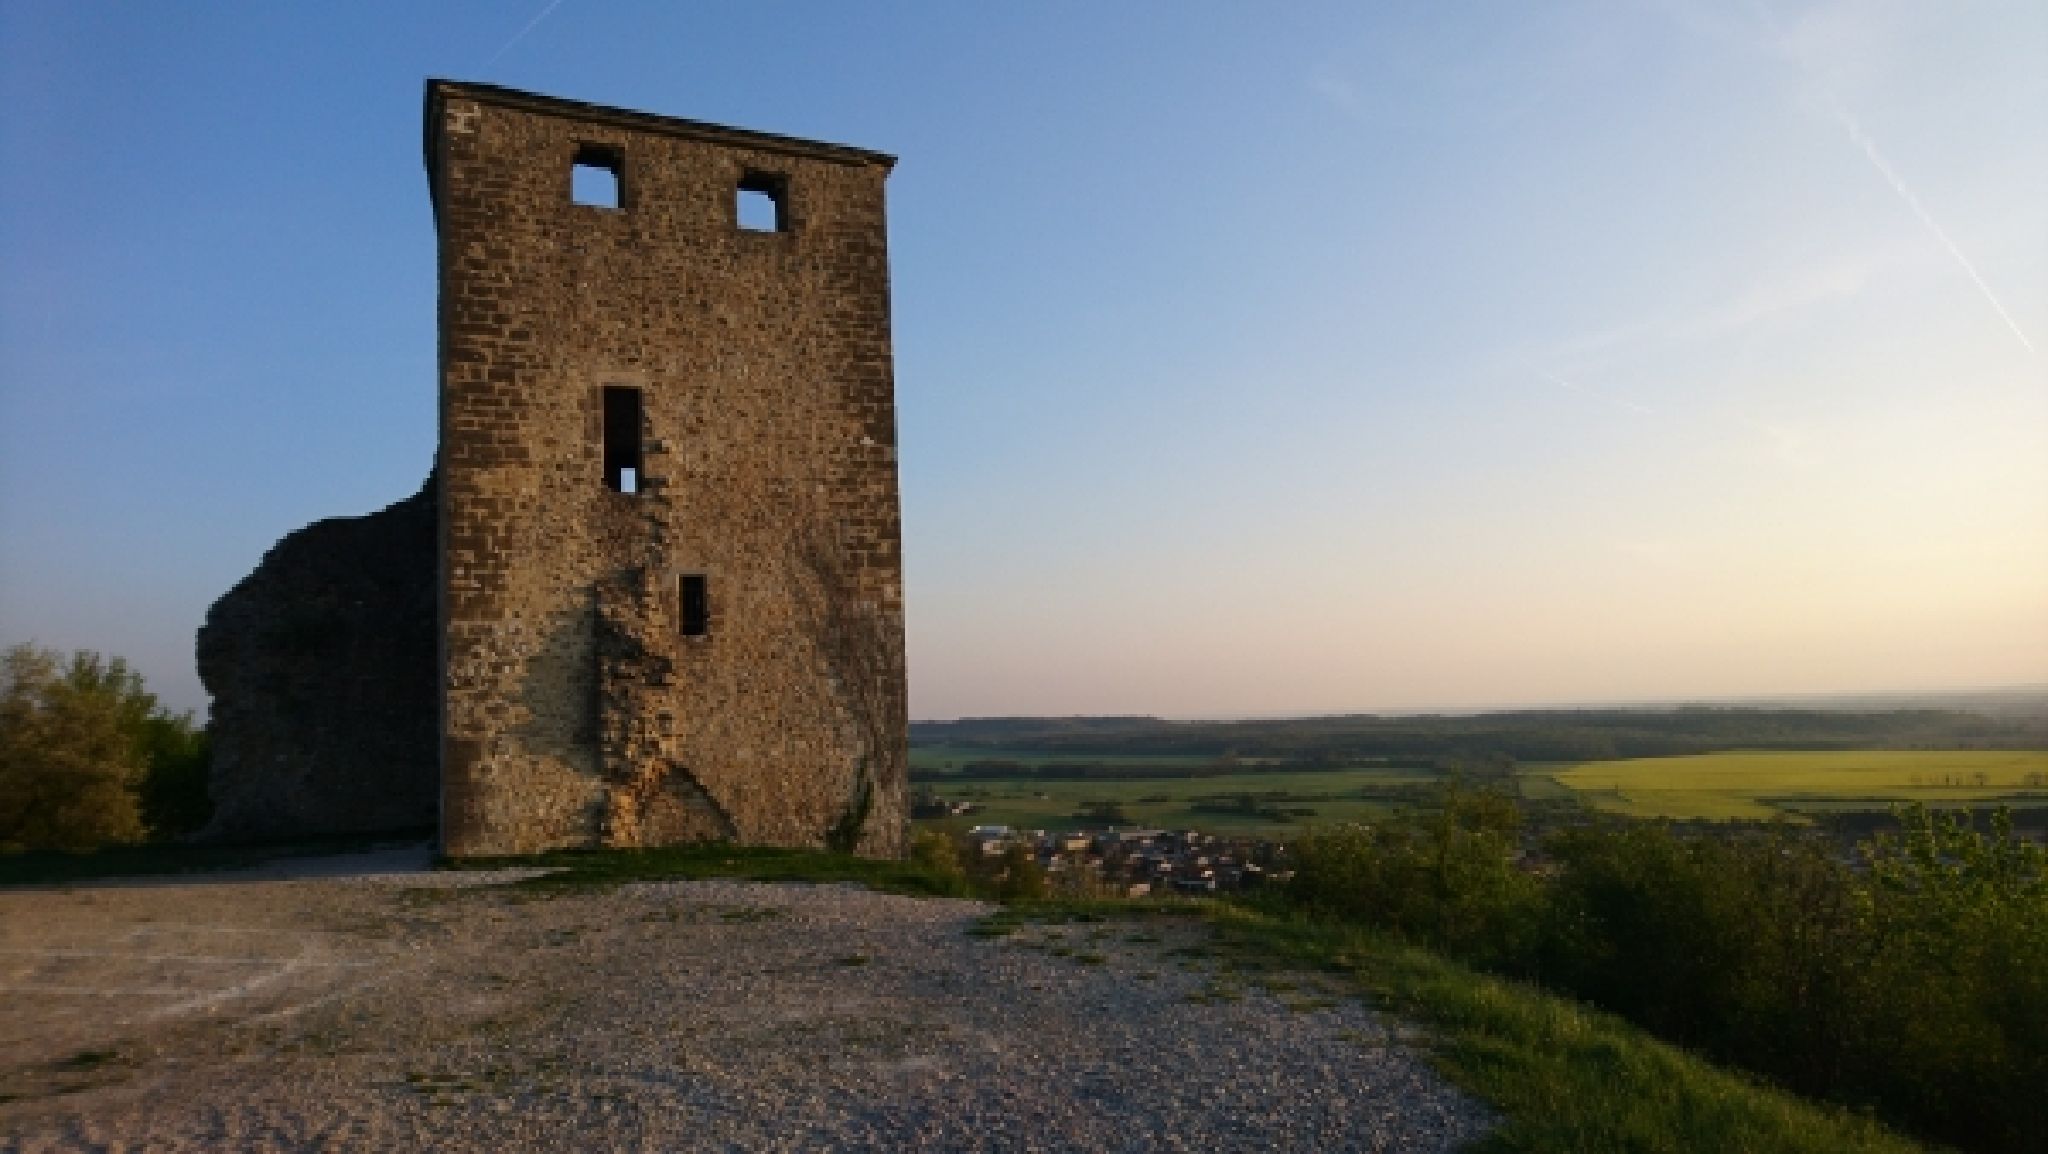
[0,644,155,850]
[0,643,212,849]
[1854,805,2048,1150]
[1539,822,1868,1077]
[1077,799,1132,824]
[136,711,213,839]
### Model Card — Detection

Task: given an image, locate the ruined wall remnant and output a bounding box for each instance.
[428,81,909,857]
[197,473,439,841]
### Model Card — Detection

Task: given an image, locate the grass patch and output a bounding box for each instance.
[912,765,1441,834]
[1280,994,1339,1012]
[717,906,784,923]
[836,954,871,967]
[402,1068,522,1104]
[58,1049,117,1070]
[964,899,1154,942]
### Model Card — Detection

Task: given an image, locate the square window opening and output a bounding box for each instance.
[573,145,622,209]
[737,173,787,232]
[679,574,710,637]
[601,385,642,492]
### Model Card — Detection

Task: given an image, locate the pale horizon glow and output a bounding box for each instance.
[1,1,2043,721]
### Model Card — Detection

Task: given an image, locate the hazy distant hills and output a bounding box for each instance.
[1668,686,2048,718]
[911,692,2048,764]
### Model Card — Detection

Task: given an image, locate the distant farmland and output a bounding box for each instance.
[911,745,2048,833]
[913,765,1441,834]
[909,745,1222,772]
[1543,749,2048,821]
[910,703,2048,833]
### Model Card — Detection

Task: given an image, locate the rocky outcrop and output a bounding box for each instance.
[196,473,438,841]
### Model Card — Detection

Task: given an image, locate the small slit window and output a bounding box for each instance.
[679,574,709,637]
[573,144,622,209]
[737,172,787,232]
[601,385,642,493]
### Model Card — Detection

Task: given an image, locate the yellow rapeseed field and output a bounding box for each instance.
[1550,749,2048,821]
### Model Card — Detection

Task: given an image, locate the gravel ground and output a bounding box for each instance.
[0,852,1494,1152]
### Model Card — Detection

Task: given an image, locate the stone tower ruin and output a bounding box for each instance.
[426,81,907,857]
[199,83,906,855]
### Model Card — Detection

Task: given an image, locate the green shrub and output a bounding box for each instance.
[1539,822,1866,1073]
[0,644,154,850]
[1290,785,1539,964]
[136,713,213,839]
[993,841,1047,901]
[1852,806,2048,1152]
[908,827,966,883]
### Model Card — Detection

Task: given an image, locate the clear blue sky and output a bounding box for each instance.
[3,1,2044,720]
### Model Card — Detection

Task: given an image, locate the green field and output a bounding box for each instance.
[909,745,1226,771]
[916,765,1441,833]
[1544,749,2048,821]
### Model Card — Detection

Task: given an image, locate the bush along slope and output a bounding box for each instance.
[1288,789,2045,1153]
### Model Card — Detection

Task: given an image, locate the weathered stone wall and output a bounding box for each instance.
[428,82,908,858]
[196,474,439,841]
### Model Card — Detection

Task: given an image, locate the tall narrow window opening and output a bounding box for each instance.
[737,172,788,232]
[572,144,622,208]
[679,574,709,637]
[601,385,642,493]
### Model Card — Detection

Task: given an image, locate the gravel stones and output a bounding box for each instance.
[1,863,1494,1151]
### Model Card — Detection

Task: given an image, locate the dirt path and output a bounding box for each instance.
[1,854,1492,1152]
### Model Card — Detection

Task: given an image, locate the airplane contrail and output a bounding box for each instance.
[1825,100,2036,355]
[1543,372,1654,416]
[1750,0,2035,356]
[484,0,570,69]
